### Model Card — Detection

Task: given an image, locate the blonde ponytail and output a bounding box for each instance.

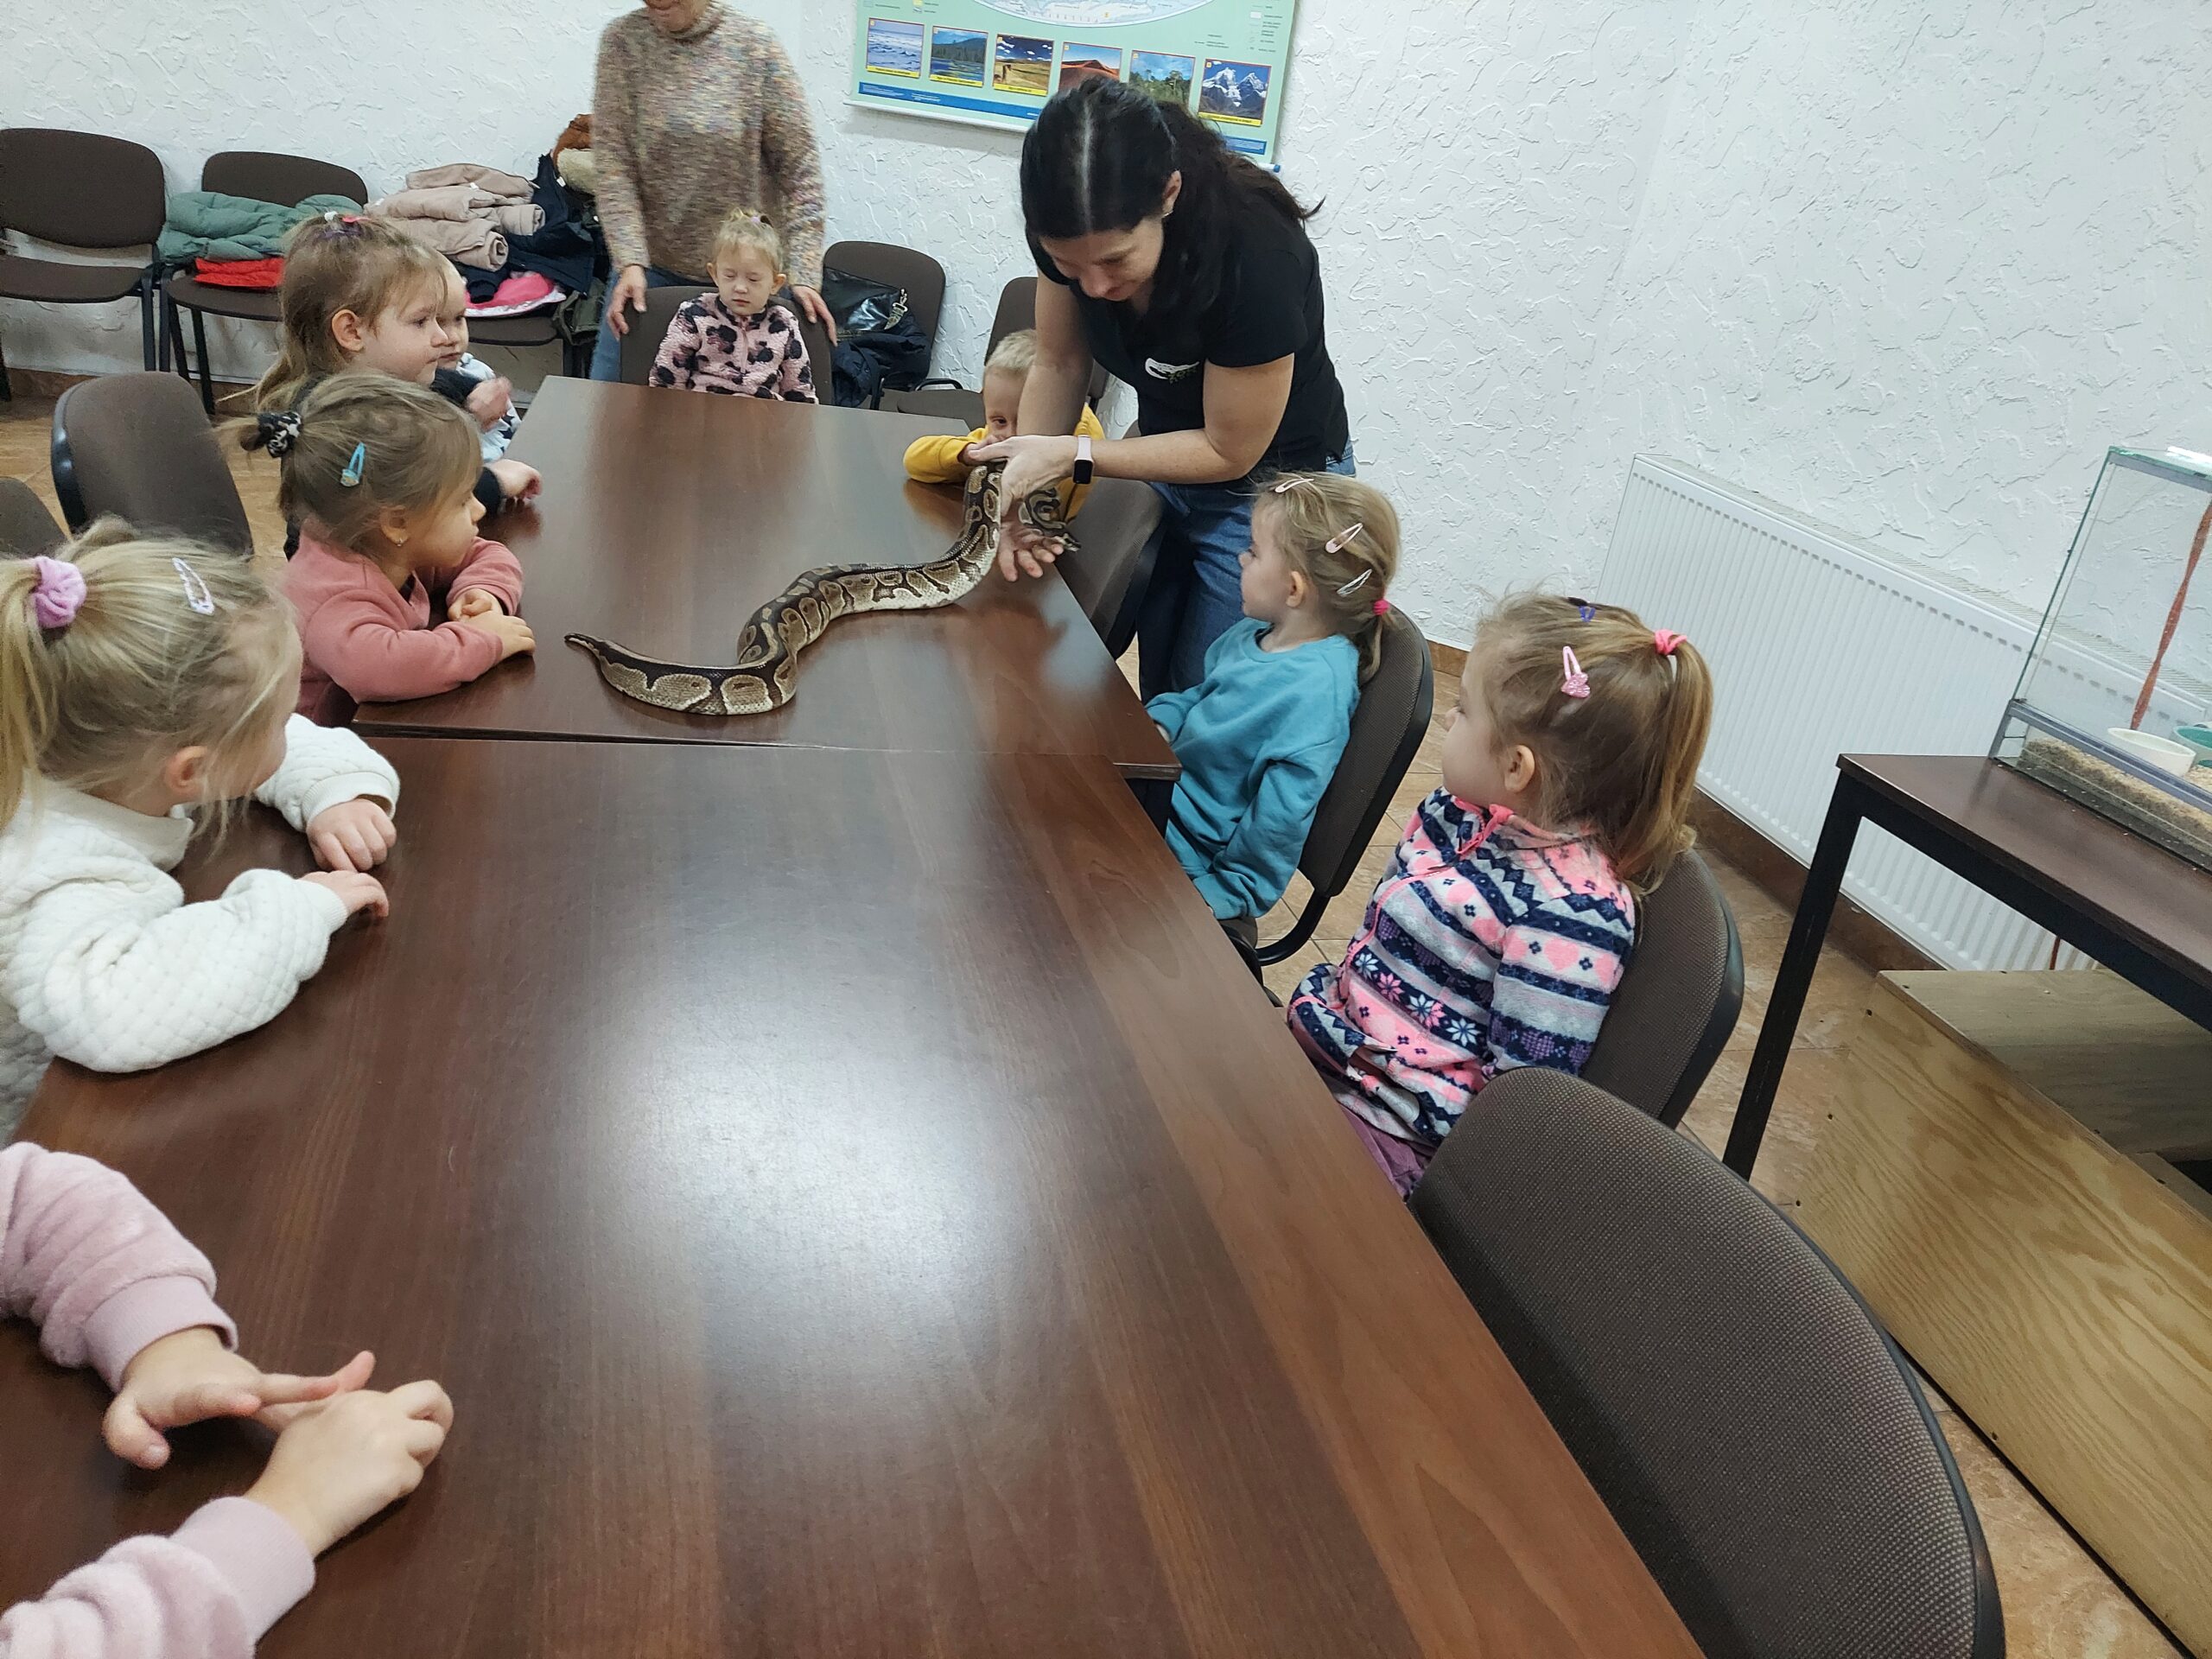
[1256,472,1403,682]
[0,521,298,830]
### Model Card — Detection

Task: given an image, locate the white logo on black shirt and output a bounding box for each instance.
[1144,357,1200,383]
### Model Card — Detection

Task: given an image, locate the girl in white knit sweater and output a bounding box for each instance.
[0,525,398,1129]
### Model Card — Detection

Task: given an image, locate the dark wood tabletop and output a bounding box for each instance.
[3,738,1694,1659]
[1843,754,2212,993]
[353,378,1177,779]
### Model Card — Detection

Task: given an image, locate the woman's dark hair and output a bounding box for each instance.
[1020,78,1315,319]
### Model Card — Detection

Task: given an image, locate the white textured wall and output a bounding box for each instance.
[4,1,2206,643]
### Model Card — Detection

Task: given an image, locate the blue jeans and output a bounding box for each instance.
[1137,443,1357,699]
[588,265,703,381]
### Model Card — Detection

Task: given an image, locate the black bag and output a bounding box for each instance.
[819,264,932,407]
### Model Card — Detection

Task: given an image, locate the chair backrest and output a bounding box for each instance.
[1257,607,1433,961]
[0,477,65,558]
[50,373,252,554]
[621,285,834,399]
[0,128,166,248]
[1055,477,1162,636]
[1580,849,1744,1126]
[618,285,710,385]
[1409,1069,2003,1659]
[988,276,1110,405]
[823,240,946,353]
[200,150,367,208]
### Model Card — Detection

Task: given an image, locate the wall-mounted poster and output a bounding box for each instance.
[849,2,1300,162]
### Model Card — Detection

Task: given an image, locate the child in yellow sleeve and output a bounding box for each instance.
[904,329,1106,514]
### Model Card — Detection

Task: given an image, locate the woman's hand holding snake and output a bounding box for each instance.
[970,435,1076,579]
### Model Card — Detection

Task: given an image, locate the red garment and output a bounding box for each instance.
[191,257,283,289]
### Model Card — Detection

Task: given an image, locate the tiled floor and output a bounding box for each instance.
[0,391,2185,1657]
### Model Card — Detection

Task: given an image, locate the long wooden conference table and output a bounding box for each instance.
[354,379,1177,779]
[2,383,1697,1657]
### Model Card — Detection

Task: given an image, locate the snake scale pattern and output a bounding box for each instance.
[564,464,1073,716]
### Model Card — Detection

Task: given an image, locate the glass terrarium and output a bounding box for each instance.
[1993,444,2212,871]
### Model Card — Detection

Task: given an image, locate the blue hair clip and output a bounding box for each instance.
[1577,601,1596,622]
[340,442,366,488]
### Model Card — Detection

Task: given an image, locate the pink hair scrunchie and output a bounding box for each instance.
[28,556,86,631]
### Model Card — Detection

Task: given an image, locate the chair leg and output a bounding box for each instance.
[0,330,11,403]
[139,280,157,372]
[190,308,214,416]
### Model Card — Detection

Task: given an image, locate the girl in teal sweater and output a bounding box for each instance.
[1147,473,1402,919]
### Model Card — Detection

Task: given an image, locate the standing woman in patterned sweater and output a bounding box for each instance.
[1288,595,1714,1197]
[589,0,833,381]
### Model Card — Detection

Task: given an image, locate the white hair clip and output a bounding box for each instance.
[1325,521,1365,556]
[1270,475,1316,494]
[1335,568,1372,596]
[173,556,215,616]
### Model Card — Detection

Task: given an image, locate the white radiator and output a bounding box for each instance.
[1599,455,2085,971]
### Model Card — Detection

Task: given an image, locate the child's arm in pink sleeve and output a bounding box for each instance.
[299,590,505,706]
[0,1144,232,1389]
[0,1497,315,1658]
[445,537,524,615]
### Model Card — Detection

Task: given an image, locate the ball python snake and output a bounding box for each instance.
[564,463,1074,716]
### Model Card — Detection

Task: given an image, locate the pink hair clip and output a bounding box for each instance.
[1560,645,1591,699]
[28,556,86,631]
[1654,629,1686,657]
[1325,521,1364,556]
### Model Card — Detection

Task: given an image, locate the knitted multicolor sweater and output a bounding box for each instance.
[1287,789,1636,1153]
[592,5,826,289]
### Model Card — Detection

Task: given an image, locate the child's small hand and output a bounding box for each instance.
[460,611,536,661]
[106,1332,372,1471]
[301,870,389,920]
[486,458,541,503]
[307,798,397,873]
[448,588,505,621]
[245,1380,455,1559]
[463,376,513,430]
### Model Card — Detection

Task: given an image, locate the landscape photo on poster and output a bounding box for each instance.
[865,17,923,78]
[930,27,988,85]
[994,34,1054,96]
[1058,42,1123,91]
[1128,49,1195,107]
[977,1,1211,20]
[1198,58,1270,124]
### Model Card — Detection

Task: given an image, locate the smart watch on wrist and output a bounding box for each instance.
[1072,434,1095,486]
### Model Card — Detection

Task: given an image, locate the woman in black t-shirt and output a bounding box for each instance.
[976,79,1354,696]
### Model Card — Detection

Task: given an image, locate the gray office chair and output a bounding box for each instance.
[50,372,253,554]
[1053,476,1161,639]
[1410,1070,2004,1659]
[0,477,65,557]
[1581,849,1744,1126]
[881,276,1112,425]
[1225,605,1434,965]
[619,285,832,401]
[0,128,168,397]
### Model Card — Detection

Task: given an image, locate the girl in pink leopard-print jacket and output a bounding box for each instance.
[650,208,816,402]
[1289,594,1714,1196]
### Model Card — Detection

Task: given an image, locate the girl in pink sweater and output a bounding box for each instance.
[239,377,534,726]
[0,1141,453,1657]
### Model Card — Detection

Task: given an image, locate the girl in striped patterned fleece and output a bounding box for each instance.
[1288,594,1713,1195]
